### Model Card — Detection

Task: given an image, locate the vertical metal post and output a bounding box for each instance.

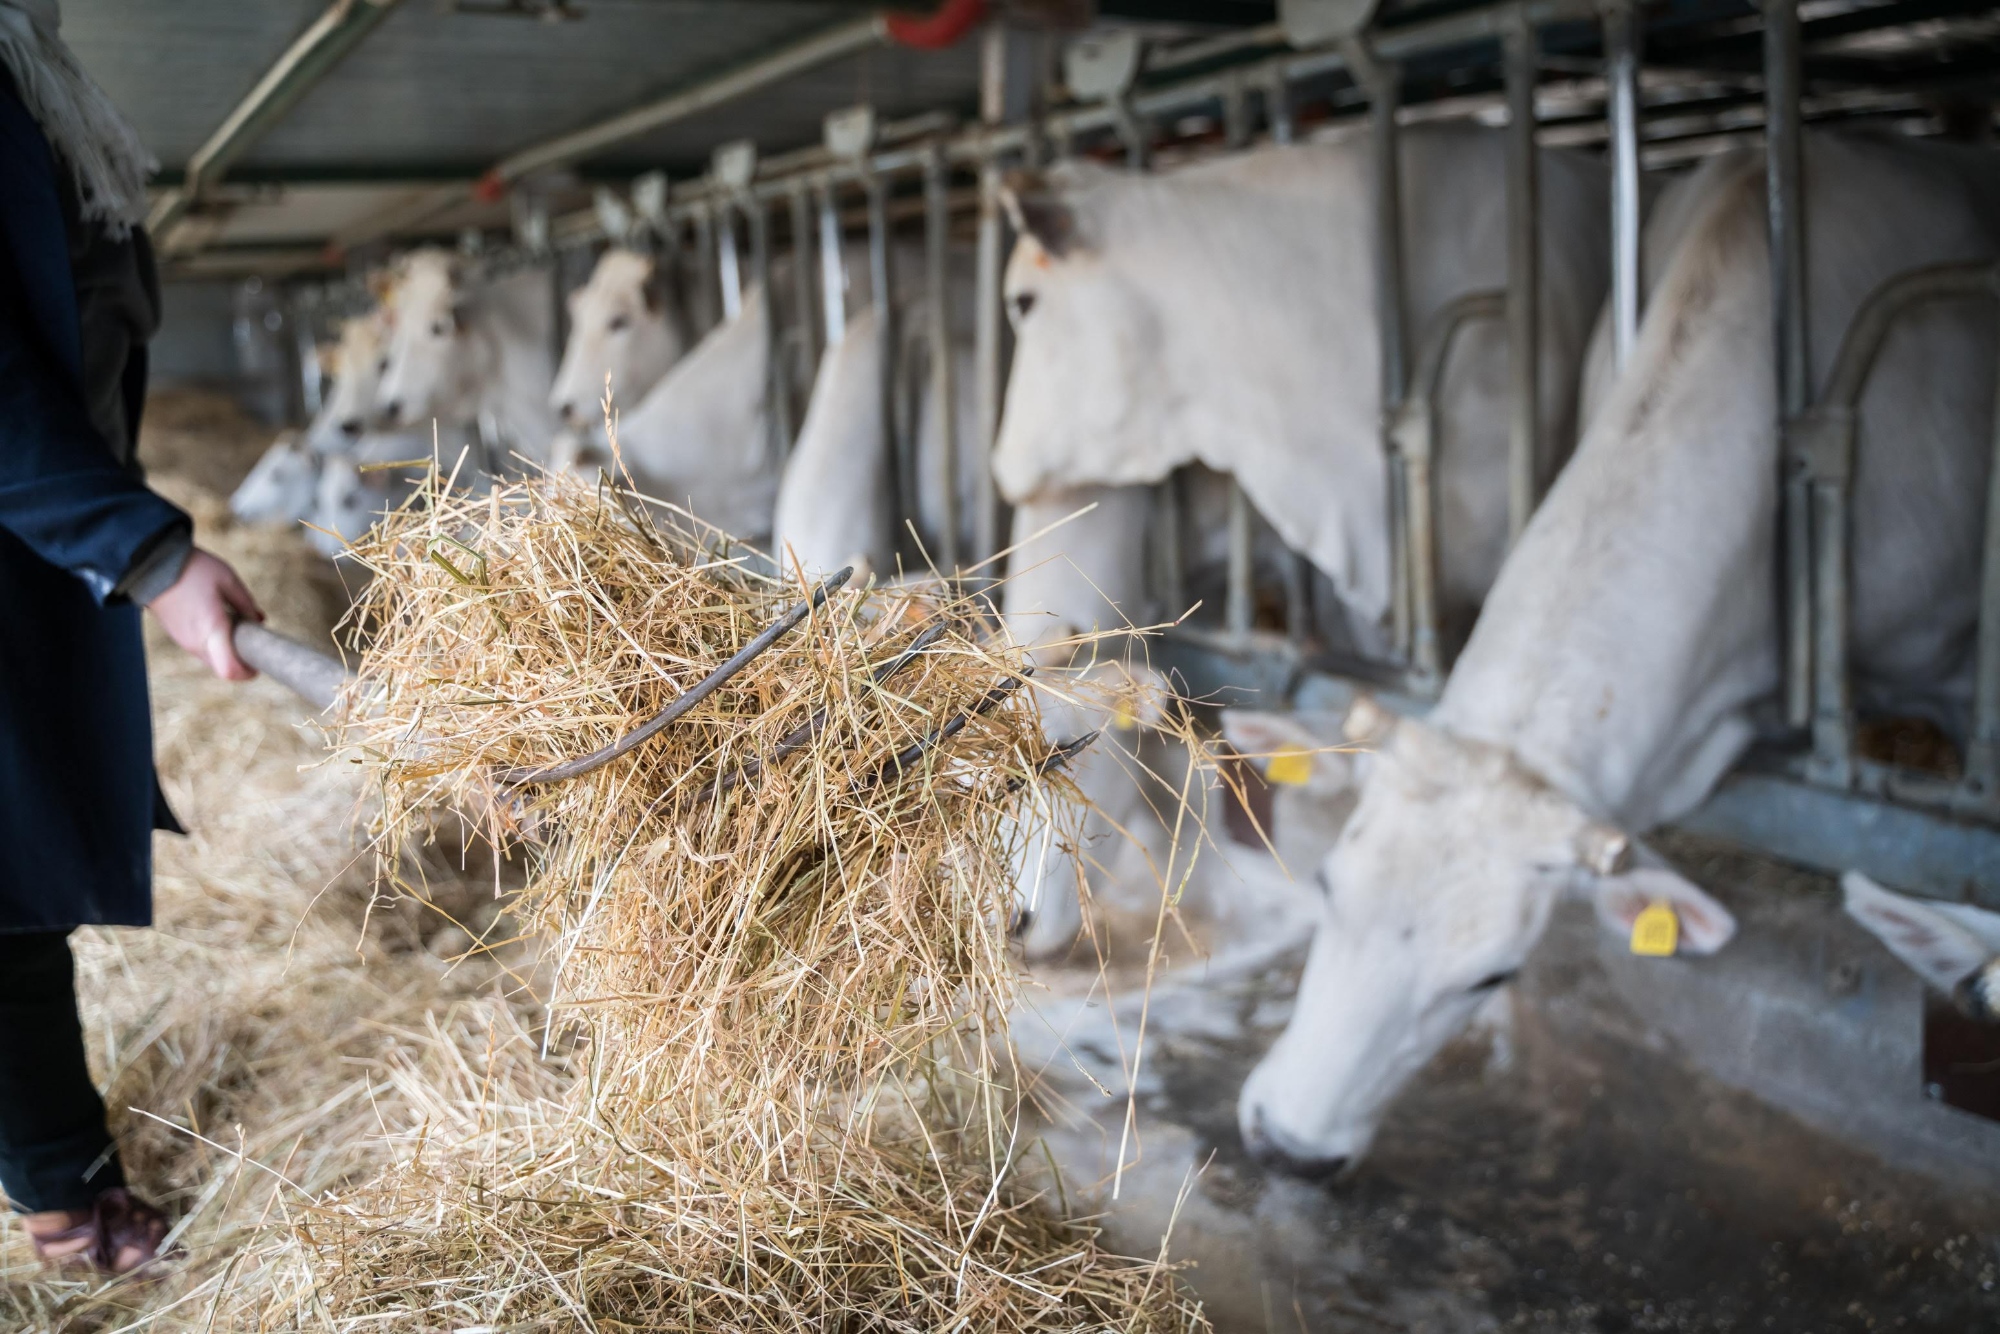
[1505,18,1543,545]
[788,180,820,378]
[691,204,719,333]
[1222,69,1256,640]
[749,200,791,457]
[867,173,907,547]
[1265,64,1295,147]
[924,146,960,572]
[1347,42,1409,661]
[1265,64,1312,645]
[1767,0,1814,731]
[818,181,847,348]
[973,20,1008,568]
[290,289,322,422]
[1965,317,2000,808]
[1604,0,1643,370]
[716,201,744,323]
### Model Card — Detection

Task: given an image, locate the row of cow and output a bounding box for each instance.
[232,118,2000,1174]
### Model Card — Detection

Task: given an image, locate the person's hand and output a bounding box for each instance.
[146,549,264,681]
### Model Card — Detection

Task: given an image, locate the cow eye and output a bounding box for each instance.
[608,313,631,332]
[430,320,450,337]
[1009,291,1037,322]
[377,356,391,374]
[1469,969,1518,993]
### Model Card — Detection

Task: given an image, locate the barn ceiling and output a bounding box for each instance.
[50,0,2000,276]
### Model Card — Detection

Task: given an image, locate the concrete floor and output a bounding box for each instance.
[1014,833,2000,1333]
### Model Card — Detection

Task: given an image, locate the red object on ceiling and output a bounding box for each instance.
[885,0,989,50]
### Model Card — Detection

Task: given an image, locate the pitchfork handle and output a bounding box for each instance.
[232,622,352,712]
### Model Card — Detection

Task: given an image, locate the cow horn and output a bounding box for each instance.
[1342,694,1396,744]
[1575,822,1633,876]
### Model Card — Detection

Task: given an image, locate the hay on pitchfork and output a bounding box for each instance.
[305,464,1209,1331]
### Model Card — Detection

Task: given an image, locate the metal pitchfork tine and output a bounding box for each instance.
[692,620,949,807]
[501,566,853,788]
[851,670,1032,796]
[1007,730,1101,793]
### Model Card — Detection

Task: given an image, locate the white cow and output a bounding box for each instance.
[1237,132,2000,1173]
[376,249,560,470]
[1843,873,2000,1022]
[769,307,985,579]
[549,247,688,436]
[604,281,785,542]
[769,249,980,580]
[992,123,1609,655]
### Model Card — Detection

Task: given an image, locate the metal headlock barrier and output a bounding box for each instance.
[293,0,2000,907]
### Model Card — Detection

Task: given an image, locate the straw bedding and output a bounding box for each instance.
[1,398,1206,1331]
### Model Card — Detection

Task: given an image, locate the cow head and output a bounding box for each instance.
[376,249,479,431]
[1238,702,1735,1175]
[230,435,321,527]
[551,248,686,431]
[992,167,1182,503]
[309,311,394,450]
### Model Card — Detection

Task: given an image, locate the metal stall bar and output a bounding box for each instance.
[748,200,794,458]
[1974,313,2000,813]
[818,183,849,348]
[691,204,720,334]
[1223,67,1257,641]
[1504,15,1542,544]
[866,175,907,551]
[924,146,962,572]
[972,21,1010,569]
[716,205,745,322]
[1342,40,1412,662]
[1785,261,2000,804]
[1603,0,1644,369]
[1263,58,1315,649]
[1392,290,1507,684]
[1766,0,1814,731]
[789,181,822,380]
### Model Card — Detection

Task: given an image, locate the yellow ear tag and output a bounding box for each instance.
[1630,902,1679,957]
[1111,701,1137,732]
[1266,746,1314,787]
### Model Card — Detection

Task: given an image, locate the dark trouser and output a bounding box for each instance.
[0,932,122,1213]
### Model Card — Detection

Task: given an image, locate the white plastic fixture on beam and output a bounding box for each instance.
[1280,0,1384,47]
[1064,30,1144,102]
[824,105,881,160]
[712,140,761,192]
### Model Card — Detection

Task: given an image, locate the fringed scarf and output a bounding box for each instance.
[0,0,153,237]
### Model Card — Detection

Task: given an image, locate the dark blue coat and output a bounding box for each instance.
[0,80,188,932]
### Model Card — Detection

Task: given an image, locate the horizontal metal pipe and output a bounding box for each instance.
[152,0,405,240]
[479,16,889,195]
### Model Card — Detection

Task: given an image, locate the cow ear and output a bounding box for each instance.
[366,267,398,305]
[1003,170,1081,259]
[1220,710,1365,797]
[1842,871,1990,993]
[1342,694,1398,747]
[315,340,342,379]
[1592,865,1737,955]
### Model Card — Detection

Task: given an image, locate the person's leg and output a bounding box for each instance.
[0,930,124,1215]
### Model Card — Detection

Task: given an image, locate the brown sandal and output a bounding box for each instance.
[23,1188,172,1276]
